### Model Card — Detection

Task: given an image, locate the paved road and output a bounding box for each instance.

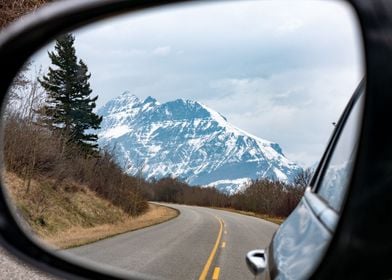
[67,204,279,280]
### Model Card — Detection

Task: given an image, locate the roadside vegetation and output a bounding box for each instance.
[4,33,149,216]
[2,33,162,247]
[4,172,178,249]
[0,0,51,29]
[143,173,309,223]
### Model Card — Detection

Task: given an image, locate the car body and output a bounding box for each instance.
[247,80,365,279]
[0,0,391,279]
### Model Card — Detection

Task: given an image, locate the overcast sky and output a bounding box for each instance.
[30,0,364,167]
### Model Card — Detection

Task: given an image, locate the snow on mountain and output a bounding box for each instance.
[97,92,302,193]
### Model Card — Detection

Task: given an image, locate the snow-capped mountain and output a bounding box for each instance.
[97,91,302,193]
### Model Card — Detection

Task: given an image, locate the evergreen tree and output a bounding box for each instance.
[39,33,102,154]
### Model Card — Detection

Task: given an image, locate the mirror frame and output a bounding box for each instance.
[0,0,392,279]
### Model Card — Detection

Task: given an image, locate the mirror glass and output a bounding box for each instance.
[1,1,363,279]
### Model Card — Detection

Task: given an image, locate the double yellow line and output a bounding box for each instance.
[198,216,224,280]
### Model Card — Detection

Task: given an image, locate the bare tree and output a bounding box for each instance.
[5,65,45,120]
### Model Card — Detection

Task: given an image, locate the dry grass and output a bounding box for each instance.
[46,203,178,249]
[3,171,178,249]
[0,0,50,29]
[213,207,285,225]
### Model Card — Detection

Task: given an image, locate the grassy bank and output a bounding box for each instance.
[4,172,178,249]
[47,203,178,249]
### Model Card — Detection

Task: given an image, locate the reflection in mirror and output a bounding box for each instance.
[1,1,363,279]
[317,91,364,212]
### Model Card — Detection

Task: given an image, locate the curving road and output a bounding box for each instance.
[66,203,278,280]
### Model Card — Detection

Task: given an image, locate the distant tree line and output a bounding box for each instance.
[142,170,310,218]
[229,178,306,217]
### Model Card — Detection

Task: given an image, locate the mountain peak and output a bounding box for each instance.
[121,90,132,96]
[118,91,140,102]
[143,96,158,104]
[97,93,302,193]
[172,98,199,106]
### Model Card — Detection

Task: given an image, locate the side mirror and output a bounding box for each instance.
[0,0,372,279]
[246,249,267,277]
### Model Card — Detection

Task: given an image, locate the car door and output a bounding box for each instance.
[262,79,365,280]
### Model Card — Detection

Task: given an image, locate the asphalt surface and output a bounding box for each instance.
[67,203,279,280]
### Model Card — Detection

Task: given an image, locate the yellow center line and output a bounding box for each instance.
[212,267,221,280]
[198,216,223,280]
[221,242,226,248]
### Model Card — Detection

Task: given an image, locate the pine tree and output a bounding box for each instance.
[39,33,102,154]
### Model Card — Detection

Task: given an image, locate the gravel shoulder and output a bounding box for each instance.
[0,247,58,280]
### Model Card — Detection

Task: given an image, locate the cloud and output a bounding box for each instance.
[201,65,362,167]
[152,46,171,56]
[276,18,304,34]
[29,0,364,167]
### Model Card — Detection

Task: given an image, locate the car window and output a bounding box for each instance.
[317,92,364,211]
